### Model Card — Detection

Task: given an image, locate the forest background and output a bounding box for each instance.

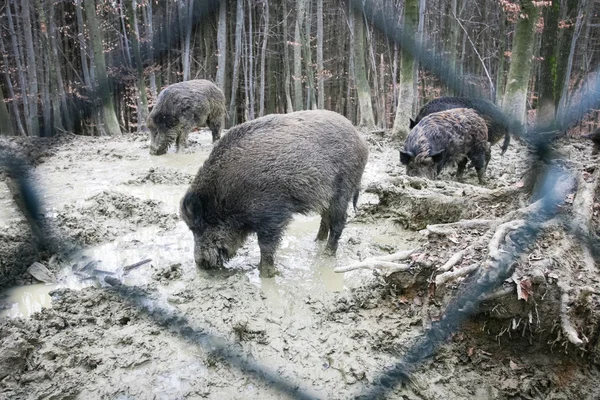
[0,0,598,140]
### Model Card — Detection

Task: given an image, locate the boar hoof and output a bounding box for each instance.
[259,265,280,278]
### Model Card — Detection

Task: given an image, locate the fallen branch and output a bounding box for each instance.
[123,258,152,273]
[435,263,480,286]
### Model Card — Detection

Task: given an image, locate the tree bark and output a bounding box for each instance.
[0,32,26,136]
[537,0,560,124]
[353,9,375,127]
[259,1,269,117]
[282,0,294,112]
[293,0,305,111]
[129,0,149,132]
[392,0,418,138]
[229,0,244,125]
[143,0,157,98]
[502,0,540,125]
[316,0,324,109]
[216,0,227,92]
[83,0,121,136]
[22,0,40,136]
[0,81,15,136]
[303,0,316,110]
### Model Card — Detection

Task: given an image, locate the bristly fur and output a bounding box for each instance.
[411,96,511,155]
[402,108,490,183]
[148,79,226,155]
[181,110,369,276]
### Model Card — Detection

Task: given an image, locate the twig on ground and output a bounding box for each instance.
[334,249,418,274]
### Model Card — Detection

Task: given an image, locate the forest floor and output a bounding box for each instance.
[1,128,600,399]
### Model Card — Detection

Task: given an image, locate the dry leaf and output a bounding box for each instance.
[509,360,519,370]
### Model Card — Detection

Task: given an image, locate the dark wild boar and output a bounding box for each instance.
[400,108,490,184]
[180,110,369,277]
[582,129,600,155]
[409,96,511,155]
[147,79,226,155]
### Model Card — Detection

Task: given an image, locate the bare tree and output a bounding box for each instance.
[0,81,15,136]
[22,0,40,136]
[216,0,227,91]
[229,0,244,125]
[259,1,269,117]
[352,9,375,127]
[293,0,305,110]
[502,0,540,125]
[316,0,324,109]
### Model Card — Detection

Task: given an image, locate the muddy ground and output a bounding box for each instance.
[1,129,599,399]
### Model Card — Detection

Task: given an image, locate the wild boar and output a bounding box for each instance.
[401,108,490,184]
[410,96,511,155]
[147,79,226,155]
[180,110,369,277]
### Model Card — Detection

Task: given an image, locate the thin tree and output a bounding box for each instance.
[83,0,122,136]
[293,0,305,110]
[216,0,227,91]
[229,0,244,125]
[316,0,324,109]
[502,0,540,125]
[22,0,40,136]
[282,0,294,112]
[352,9,375,127]
[392,0,418,138]
[6,2,29,135]
[259,1,269,117]
[0,81,15,136]
[129,0,149,132]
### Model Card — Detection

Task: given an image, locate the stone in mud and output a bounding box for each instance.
[400,108,490,184]
[181,110,369,277]
[147,79,226,155]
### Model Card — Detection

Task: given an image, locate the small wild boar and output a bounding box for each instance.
[400,108,490,184]
[180,110,369,277]
[147,79,226,155]
[410,96,510,155]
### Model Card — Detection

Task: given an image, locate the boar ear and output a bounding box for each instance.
[430,149,445,163]
[409,118,417,129]
[181,192,203,226]
[399,150,414,165]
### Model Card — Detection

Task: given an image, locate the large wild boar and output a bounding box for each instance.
[147,79,226,155]
[400,108,490,184]
[409,96,511,155]
[180,110,369,277]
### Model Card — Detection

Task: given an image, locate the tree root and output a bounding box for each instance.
[435,263,480,286]
[559,284,585,347]
[334,249,418,275]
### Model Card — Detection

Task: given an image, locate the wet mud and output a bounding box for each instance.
[1,129,599,399]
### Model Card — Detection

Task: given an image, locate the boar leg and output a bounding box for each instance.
[325,198,349,255]
[257,229,282,277]
[175,130,189,153]
[456,157,468,181]
[208,118,222,142]
[467,148,488,185]
[316,210,330,241]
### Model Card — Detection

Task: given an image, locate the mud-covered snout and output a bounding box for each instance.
[192,235,230,270]
[148,128,168,156]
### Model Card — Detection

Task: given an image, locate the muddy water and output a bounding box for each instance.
[1,131,416,320]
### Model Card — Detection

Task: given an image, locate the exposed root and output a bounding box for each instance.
[570,169,600,274]
[487,220,526,261]
[437,249,469,272]
[425,219,496,236]
[334,249,418,274]
[559,284,585,347]
[435,263,480,286]
[480,285,515,301]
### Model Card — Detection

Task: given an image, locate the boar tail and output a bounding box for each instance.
[500,131,510,155]
[352,190,360,212]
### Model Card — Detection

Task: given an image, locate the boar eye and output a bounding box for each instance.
[181,192,203,229]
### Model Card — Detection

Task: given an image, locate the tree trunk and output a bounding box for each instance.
[36,0,54,137]
[392,0,418,138]
[83,0,121,136]
[143,0,157,99]
[216,0,227,92]
[303,0,316,110]
[557,0,586,124]
[129,0,149,132]
[282,0,294,112]
[502,0,540,126]
[6,3,29,136]
[259,1,269,117]
[353,9,375,127]
[0,33,26,136]
[48,1,72,133]
[229,0,244,126]
[183,0,194,81]
[22,0,40,136]
[293,0,305,111]
[555,0,578,110]
[0,81,15,136]
[247,0,255,120]
[316,0,324,109]
[537,0,560,124]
